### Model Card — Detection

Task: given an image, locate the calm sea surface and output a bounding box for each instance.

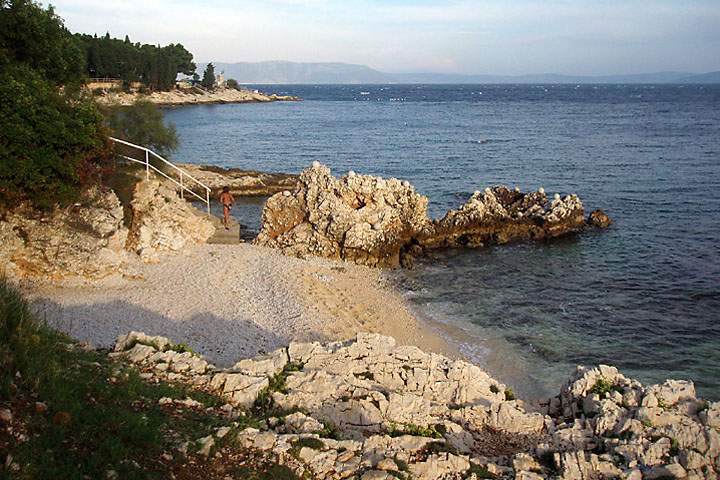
[164,84,720,400]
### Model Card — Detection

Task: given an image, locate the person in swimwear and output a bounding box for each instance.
[218,186,234,230]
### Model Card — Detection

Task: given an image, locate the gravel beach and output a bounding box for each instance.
[26,243,456,366]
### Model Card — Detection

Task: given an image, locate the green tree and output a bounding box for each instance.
[101,100,178,156]
[0,0,109,209]
[0,0,84,86]
[201,62,215,90]
[74,34,196,91]
[226,78,240,90]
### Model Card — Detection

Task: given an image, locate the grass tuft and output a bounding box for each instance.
[589,377,623,396]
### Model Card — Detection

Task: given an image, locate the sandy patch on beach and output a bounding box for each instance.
[25,244,457,366]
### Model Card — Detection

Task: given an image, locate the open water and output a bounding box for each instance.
[164,84,720,399]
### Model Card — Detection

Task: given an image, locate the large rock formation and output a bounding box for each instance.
[418,186,586,250]
[0,179,215,278]
[0,187,135,279]
[255,163,430,267]
[125,180,215,263]
[256,164,609,268]
[114,331,720,479]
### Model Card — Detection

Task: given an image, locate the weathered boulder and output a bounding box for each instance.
[255,163,430,267]
[0,187,135,279]
[418,186,586,250]
[125,180,215,262]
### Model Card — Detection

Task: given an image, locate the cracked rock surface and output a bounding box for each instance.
[256,164,608,268]
[113,330,718,479]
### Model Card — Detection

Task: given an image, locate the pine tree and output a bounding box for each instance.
[201,62,215,90]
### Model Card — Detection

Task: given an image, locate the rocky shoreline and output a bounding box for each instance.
[108,330,720,479]
[177,163,299,197]
[95,86,300,107]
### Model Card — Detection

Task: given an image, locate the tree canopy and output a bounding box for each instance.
[75,33,196,91]
[0,0,84,85]
[0,0,108,208]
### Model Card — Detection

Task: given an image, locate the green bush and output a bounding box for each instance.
[102,100,178,157]
[589,377,622,396]
[0,63,109,209]
[0,0,110,210]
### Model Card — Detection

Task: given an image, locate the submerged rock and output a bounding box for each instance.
[587,209,613,228]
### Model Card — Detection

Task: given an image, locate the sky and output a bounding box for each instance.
[50,0,720,75]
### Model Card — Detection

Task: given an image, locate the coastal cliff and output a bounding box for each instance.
[0,178,214,280]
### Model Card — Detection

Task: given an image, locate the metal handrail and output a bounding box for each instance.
[109,137,211,213]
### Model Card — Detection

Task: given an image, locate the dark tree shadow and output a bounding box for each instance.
[30,298,308,367]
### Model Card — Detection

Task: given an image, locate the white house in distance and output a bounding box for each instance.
[215,71,226,88]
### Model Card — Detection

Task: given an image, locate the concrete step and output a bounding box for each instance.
[207,215,243,245]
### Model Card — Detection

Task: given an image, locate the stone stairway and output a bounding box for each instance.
[207,214,242,244]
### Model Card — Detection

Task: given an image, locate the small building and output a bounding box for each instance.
[215,71,226,88]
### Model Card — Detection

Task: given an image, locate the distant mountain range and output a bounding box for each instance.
[199,61,720,84]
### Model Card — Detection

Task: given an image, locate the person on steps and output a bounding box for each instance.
[219,186,234,230]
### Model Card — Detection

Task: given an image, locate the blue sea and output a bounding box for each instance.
[164,84,720,400]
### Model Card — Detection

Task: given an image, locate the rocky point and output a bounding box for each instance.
[256,163,611,268]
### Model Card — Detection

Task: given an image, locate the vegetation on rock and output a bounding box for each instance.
[0,279,296,478]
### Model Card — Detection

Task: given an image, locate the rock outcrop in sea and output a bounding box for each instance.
[255,163,430,267]
[0,179,215,279]
[114,331,720,479]
[177,163,299,197]
[417,186,585,250]
[256,163,611,267]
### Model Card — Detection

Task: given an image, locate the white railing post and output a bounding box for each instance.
[109,137,212,216]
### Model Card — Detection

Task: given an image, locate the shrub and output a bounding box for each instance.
[101,99,178,156]
[589,377,622,396]
[386,422,444,439]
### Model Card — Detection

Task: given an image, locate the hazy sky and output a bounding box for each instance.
[51,0,720,75]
